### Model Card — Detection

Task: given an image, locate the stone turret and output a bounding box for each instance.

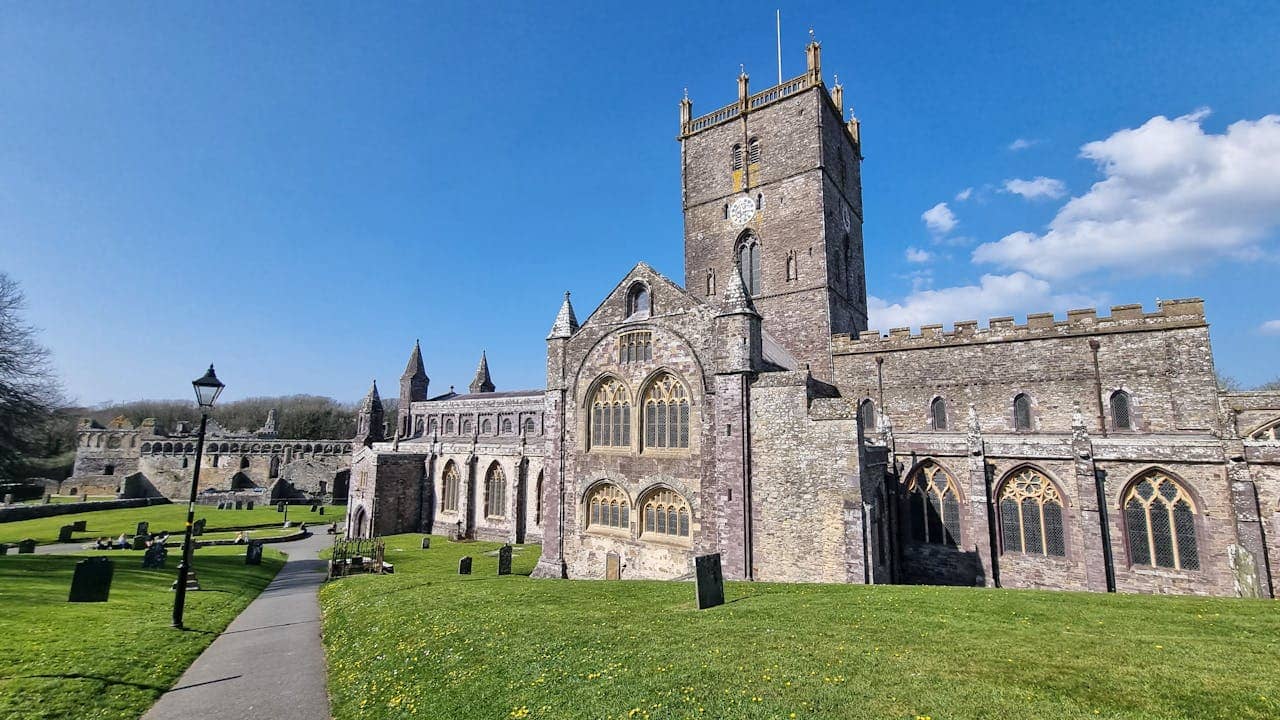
[469,351,495,394]
[714,271,762,373]
[547,291,579,340]
[257,408,279,438]
[399,340,429,436]
[355,381,385,447]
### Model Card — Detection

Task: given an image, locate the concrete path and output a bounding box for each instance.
[142,531,335,720]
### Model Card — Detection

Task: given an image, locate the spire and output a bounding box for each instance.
[547,291,579,339]
[360,380,382,412]
[469,351,495,394]
[718,267,759,317]
[402,339,427,379]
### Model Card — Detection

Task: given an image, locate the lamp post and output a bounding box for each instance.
[173,364,225,629]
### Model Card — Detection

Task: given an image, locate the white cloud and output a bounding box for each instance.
[905,247,933,263]
[867,272,1097,331]
[1002,176,1067,200]
[1261,320,1280,335]
[974,110,1280,279]
[921,202,957,235]
[1009,138,1039,151]
[955,187,973,201]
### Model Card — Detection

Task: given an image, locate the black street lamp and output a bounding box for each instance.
[173,364,225,629]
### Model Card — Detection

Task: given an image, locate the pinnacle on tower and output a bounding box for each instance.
[469,351,495,394]
[718,267,759,317]
[403,339,427,380]
[547,291,579,339]
[400,339,430,404]
[360,380,382,411]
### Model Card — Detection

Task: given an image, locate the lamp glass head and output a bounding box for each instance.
[192,364,225,408]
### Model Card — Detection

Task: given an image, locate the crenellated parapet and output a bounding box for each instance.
[832,298,1206,355]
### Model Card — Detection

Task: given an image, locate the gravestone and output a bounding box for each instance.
[58,525,74,542]
[131,535,147,550]
[234,500,243,510]
[458,556,472,575]
[192,518,206,536]
[68,557,114,602]
[246,501,254,510]
[318,506,325,515]
[17,539,36,554]
[1228,544,1263,599]
[0,544,7,555]
[72,520,87,532]
[245,540,264,566]
[277,502,285,513]
[141,543,167,569]
[694,553,725,610]
[135,521,149,536]
[497,545,512,576]
[44,494,51,504]
[420,537,431,549]
[217,501,226,510]
[3,493,12,505]
[311,504,319,512]
[605,552,621,580]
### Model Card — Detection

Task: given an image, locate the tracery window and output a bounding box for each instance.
[619,331,653,364]
[484,462,506,518]
[1111,390,1133,430]
[1123,470,1199,571]
[1250,418,1280,441]
[640,488,690,539]
[904,461,961,547]
[857,399,876,434]
[441,461,460,512]
[642,373,690,450]
[626,283,650,318]
[737,234,761,296]
[998,467,1066,556]
[590,377,631,449]
[930,397,948,431]
[586,483,630,531]
[1013,394,1032,431]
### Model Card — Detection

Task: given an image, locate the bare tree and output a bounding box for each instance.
[0,272,63,476]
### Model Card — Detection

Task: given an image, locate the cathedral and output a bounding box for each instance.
[348,41,1280,598]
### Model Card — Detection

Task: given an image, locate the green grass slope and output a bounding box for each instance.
[0,503,339,545]
[0,546,284,720]
[321,534,1280,720]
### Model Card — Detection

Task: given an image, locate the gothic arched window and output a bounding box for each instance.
[428,418,438,435]
[444,418,455,435]
[1013,394,1032,431]
[441,461,460,512]
[737,234,761,296]
[930,397,948,431]
[626,282,650,318]
[858,399,876,434]
[534,470,544,525]
[706,269,716,296]
[501,418,512,434]
[587,483,630,531]
[998,467,1066,556]
[484,462,506,518]
[904,461,961,547]
[730,143,743,171]
[642,372,691,450]
[481,418,492,435]
[785,254,796,281]
[755,192,763,210]
[1123,470,1199,570]
[461,418,472,435]
[523,417,536,435]
[748,138,761,165]
[590,377,631,449]
[640,488,691,539]
[1111,390,1133,430]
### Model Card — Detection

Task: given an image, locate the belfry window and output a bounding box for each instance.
[619,331,652,364]
[1111,390,1132,430]
[640,488,691,539]
[441,462,460,512]
[587,483,630,531]
[748,138,761,165]
[1013,394,1032,431]
[642,372,691,450]
[737,234,761,296]
[590,377,631,449]
[930,397,948,430]
[904,461,961,547]
[731,143,743,171]
[998,467,1066,556]
[1123,470,1199,571]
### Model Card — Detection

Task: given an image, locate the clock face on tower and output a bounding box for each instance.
[728,195,756,227]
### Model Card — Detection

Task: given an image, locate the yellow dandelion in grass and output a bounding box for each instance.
[509,706,530,719]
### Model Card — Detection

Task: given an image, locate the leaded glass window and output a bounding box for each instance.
[1111,390,1132,430]
[1013,394,1032,431]
[738,236,761,296]
[903,461,961,547]
[997,468,1066,556]
[483,462,506,518]
[441,461,460,512]
[586,484,629,531]
[640,488,690,540]
[619,332,652,364]
[590,377,631,449]
[642,373,691,450]
[1122,470,1199,571]
[930,397,948,431]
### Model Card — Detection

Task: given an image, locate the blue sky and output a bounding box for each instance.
[2,1,1278,405]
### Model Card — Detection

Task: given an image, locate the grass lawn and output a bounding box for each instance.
[321,534,1280,720]
[0,503,341,545]
[0,546,284,720]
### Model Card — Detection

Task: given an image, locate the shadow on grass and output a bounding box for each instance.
[6,673,168,693]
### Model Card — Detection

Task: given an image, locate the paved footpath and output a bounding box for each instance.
[142,531,335,720]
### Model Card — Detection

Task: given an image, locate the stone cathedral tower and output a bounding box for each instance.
[679,40,866,380]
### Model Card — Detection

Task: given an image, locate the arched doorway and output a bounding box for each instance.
[350,505,369,538]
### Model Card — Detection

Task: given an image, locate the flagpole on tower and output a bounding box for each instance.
[776,9,783,84]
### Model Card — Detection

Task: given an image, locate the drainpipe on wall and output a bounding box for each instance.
[1095,469,1117,592]
[982,461,1001,588]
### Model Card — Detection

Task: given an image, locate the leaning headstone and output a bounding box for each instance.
[497,545,513,576]
[17,539,36,554]
[72,520,87,532]
[318,506,325,516]
[58,525,75,542]
[1229,544,1263,599]
[311,504,319,513]
[135,521,149,536]
[141,543,167,569]
[68,557,114,602]
[605,552,621,580]
[246,500,254,510]
[234,500,243,510]
[458,556,472,575]
[694,553,725,610]
[131,535,147,550]
[420,537,431,549]
[245,540,264,566]
[277,502,285,513]
[192,518,206,537]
